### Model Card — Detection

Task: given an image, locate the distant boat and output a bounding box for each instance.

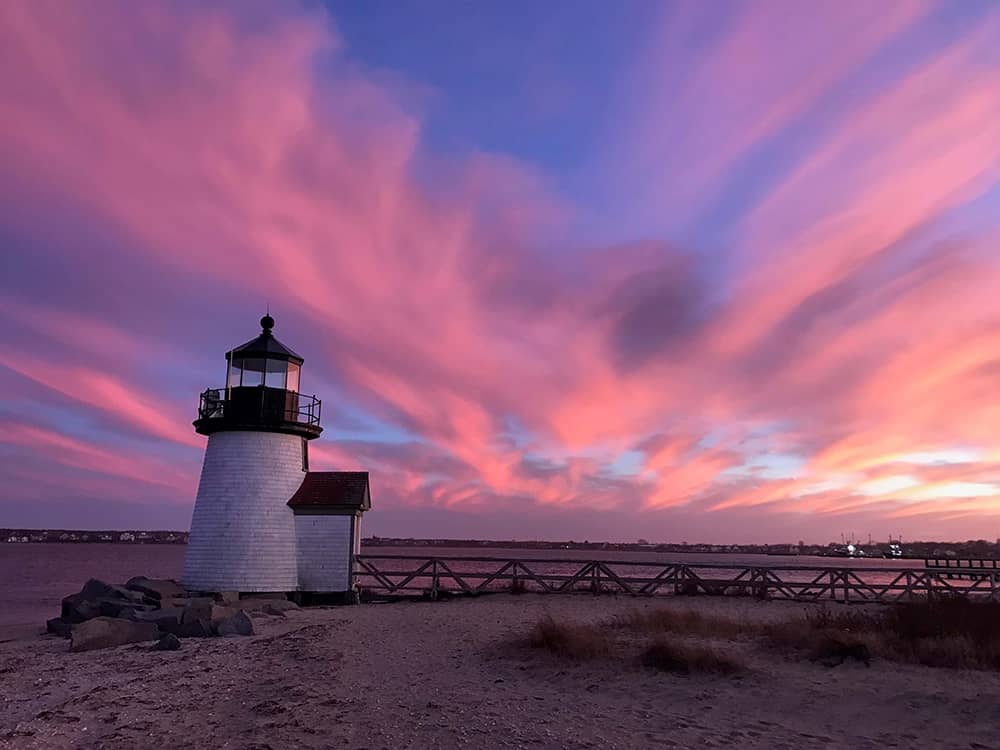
[821,548,850,557]
[822,544,888,558]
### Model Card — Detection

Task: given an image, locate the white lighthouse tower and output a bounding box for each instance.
[183,315,370,595]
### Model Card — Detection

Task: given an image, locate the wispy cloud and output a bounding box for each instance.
[0,0,997,540]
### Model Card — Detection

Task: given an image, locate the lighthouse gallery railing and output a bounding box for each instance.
[197,386,321,426]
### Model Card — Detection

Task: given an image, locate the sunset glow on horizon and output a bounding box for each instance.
[1,0,998,542]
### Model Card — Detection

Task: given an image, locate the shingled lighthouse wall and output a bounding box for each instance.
[182,431,304,592]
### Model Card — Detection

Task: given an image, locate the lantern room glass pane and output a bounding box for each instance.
[227,361,241,389]
[240,358,265,386]
[286,363,300,393]
[264,359,287,389]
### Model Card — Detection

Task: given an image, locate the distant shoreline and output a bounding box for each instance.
[3,531,999,559]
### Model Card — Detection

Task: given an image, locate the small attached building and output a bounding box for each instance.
[288,471,371,593]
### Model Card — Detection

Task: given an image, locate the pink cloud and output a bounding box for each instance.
[0,1,998,541]
[0,421,195,495]
[0,352,201,449]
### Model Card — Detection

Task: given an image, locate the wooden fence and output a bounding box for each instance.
[924,557,1000,580]
[354,554,1000,603]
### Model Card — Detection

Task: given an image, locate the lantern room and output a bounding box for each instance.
[193,315,322,439]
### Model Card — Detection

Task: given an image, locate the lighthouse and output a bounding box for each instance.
[182,315,370,596]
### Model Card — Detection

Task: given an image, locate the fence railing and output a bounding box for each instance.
[923,557,1000,581]
[354,555,1000,603]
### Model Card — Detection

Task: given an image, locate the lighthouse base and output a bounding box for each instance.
[183,431,305,592]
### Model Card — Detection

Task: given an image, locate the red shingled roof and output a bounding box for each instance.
[287,471,370,510]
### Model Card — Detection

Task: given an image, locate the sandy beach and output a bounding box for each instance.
[2,594,999,749]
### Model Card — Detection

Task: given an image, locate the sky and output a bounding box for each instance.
[1,0,998,543]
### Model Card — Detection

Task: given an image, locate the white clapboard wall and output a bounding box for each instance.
[294,514,355,591]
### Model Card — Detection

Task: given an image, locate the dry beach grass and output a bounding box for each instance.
[2,594,1000,749]
[525,612,748,674]
[525,595,1000,674]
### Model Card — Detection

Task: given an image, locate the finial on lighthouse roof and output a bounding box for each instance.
[223,311,303,365]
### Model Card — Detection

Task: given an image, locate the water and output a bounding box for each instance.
[0,543,921,631]
[0,543,186,632]
[360,547,918,570]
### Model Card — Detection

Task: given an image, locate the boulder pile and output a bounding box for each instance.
[47,577,298,652]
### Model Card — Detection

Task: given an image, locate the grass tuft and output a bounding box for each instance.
[527,615,611,659]
[525,611,747,674]
[766,597,1000,670]
[640,639,746,675]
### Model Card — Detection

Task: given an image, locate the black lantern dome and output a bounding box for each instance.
[194,315,322,439]
[227,315,303,366]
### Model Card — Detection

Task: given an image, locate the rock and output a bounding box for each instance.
[61,579,127,623]
[125,577,187,602]
[173,619,212,638]
[152,633,181,651]
[152,617,182,636]
[80,579,126,600]
[61,596,100,624]
[180,599,213,625]
[129,607,185,631]
[208,605,240,624]
[98,599,154,619]
[239,597,298,613]
[46,617,72,638]
[214,610,253,637]
[188,596,217,606]
[165,595,213,610]
[217,591,241,605]
[70,617,159,652]
[110,586,146,604]
[261,603,288,618]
